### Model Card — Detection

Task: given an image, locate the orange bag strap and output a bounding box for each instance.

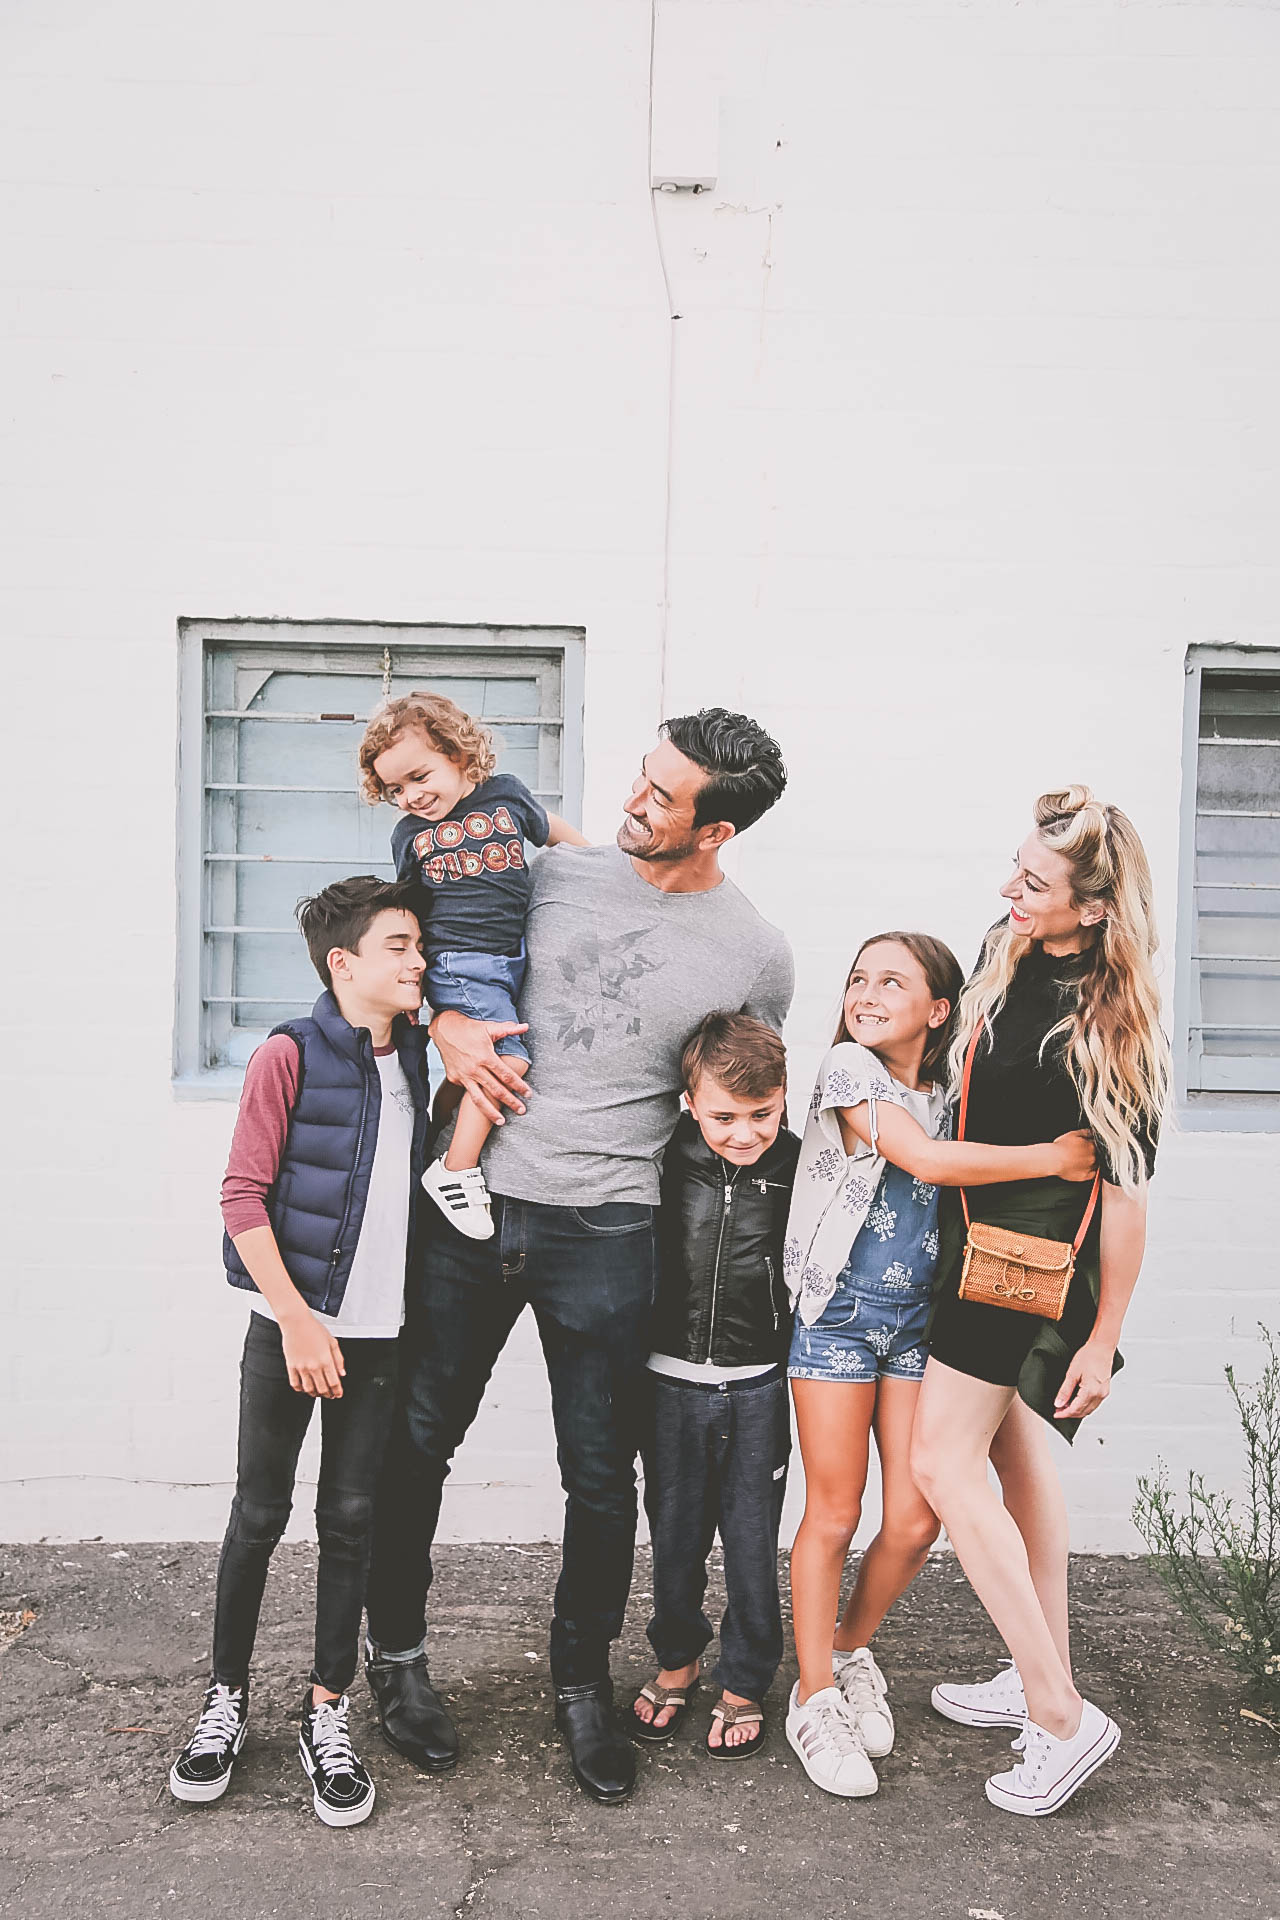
[957,1020,1101,1249]
[956,1021,980,1233]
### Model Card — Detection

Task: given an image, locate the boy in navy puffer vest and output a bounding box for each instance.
[168,876,432,1828]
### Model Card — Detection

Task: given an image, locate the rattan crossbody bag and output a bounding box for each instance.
[956,1022,1100,1321]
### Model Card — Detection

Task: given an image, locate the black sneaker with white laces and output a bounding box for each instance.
[169,1681,249,1803]
[299,1690,376,1827]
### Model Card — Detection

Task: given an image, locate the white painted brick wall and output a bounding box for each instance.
[1,1,1278,1553]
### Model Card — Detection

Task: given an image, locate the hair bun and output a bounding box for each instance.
[1036,785,1101,827]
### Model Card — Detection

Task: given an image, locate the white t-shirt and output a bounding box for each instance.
[646,1353,776,1386]
[251,1049,415,1341]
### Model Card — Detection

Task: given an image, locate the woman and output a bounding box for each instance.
[911,787,1168,1818]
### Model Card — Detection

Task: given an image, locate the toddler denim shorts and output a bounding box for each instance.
[787,1258,930,1384]
[424,945,528,1058]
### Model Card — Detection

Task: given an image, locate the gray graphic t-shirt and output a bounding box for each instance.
[481,845,794,1206]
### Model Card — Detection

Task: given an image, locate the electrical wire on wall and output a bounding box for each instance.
[648,0,679,723]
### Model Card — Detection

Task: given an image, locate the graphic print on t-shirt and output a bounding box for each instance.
[547,925,666,1052]
[409,803,527,888]
[391,773,549,960]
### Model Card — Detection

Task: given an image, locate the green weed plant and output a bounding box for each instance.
[1133,1325,1279,1705]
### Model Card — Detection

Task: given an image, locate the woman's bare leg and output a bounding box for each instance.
[910,1359,1081,1738]
[789,1381,875,1704]
[989,1394,1072,1678]
[836,1377,940,1651]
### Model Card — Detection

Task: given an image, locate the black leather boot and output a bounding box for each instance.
[364,1647,459,1773]
[554,1680,636,1803]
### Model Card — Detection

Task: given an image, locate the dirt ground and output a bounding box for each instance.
[0,1543,1275,1920]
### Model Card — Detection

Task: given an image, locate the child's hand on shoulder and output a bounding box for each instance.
[280,1312,346,1398]
[1051,1130,1098,1183]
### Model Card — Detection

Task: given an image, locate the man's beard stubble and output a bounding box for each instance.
[616,817,698,864]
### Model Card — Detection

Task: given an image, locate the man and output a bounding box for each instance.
[363,708,794,1802]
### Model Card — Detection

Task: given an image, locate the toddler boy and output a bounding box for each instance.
[630,1012,799,1757]
[358,691,587,1241]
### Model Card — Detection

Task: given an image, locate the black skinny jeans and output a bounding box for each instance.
[211,1314,398,1696]
[642,1368,790,1701]
[366,1195,657,1687]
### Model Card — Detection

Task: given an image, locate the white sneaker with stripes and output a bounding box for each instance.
[785,1683,878,1798]
[422,1158,495,1240]
[833,1646,894,1758]
[984,1699,1120,1816]
[931,1658,1027,1730]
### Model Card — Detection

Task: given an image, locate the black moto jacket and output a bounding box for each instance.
[652,1112,801,1368]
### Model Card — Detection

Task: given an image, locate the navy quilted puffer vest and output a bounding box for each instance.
[223,990,431,1316]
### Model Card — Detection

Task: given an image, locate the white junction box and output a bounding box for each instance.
[650,1,719,191]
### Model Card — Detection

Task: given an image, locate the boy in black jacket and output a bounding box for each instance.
[629,1012,799,1758]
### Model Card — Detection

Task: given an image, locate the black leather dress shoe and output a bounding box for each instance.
[365,1649,459,1772]
[554,1680,636,1803]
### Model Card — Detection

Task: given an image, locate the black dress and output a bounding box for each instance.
[927,945,1156,1428]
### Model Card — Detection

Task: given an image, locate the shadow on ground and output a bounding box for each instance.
[0,1545,1275,1920]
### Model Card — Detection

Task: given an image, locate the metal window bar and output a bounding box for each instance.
[204,783,563,797]
[1187,665,1280,1096]
[205,711,562,727]
[1191,1023,1280,1032]
[199,637,568,1071]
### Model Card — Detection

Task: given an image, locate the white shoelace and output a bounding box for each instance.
[805,1696,864,1759]
[187,1685,242,1756]
[1010,1722,1052,1785]
[309,1698,358,1777]
[838,1656,883,1721]
[985,1657,1022,1698]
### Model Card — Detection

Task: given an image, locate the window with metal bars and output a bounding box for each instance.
[1181,651,1280,1099]
[175,620,584,1085]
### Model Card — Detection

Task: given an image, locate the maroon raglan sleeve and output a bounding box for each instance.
[219,1034,302,1238]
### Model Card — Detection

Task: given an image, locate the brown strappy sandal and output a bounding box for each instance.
[706,1695,765,1760]
[628,1674,701,1744]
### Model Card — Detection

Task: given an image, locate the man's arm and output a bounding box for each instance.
[428,1011,531,1126]
[742,933,795,1034]
[221,1037,346,1399]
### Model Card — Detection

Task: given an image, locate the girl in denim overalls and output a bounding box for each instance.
[781,932,1097,1799]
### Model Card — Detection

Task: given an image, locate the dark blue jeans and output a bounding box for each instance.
[212,1314,399,1695]
[642,1369,790,1701]
[366,1195,658,1686]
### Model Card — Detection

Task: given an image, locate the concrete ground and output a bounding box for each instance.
[0,1544,1275,1920]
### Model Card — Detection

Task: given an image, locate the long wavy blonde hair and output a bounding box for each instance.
[948,787,1170,1194]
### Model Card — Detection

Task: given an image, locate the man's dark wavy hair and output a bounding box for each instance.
[661,708,787,835]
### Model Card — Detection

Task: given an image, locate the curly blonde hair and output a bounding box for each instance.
[948,787,1170,1195]
[358,692,497,804]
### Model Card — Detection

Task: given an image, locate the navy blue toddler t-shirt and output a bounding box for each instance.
[391,773,550,959]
